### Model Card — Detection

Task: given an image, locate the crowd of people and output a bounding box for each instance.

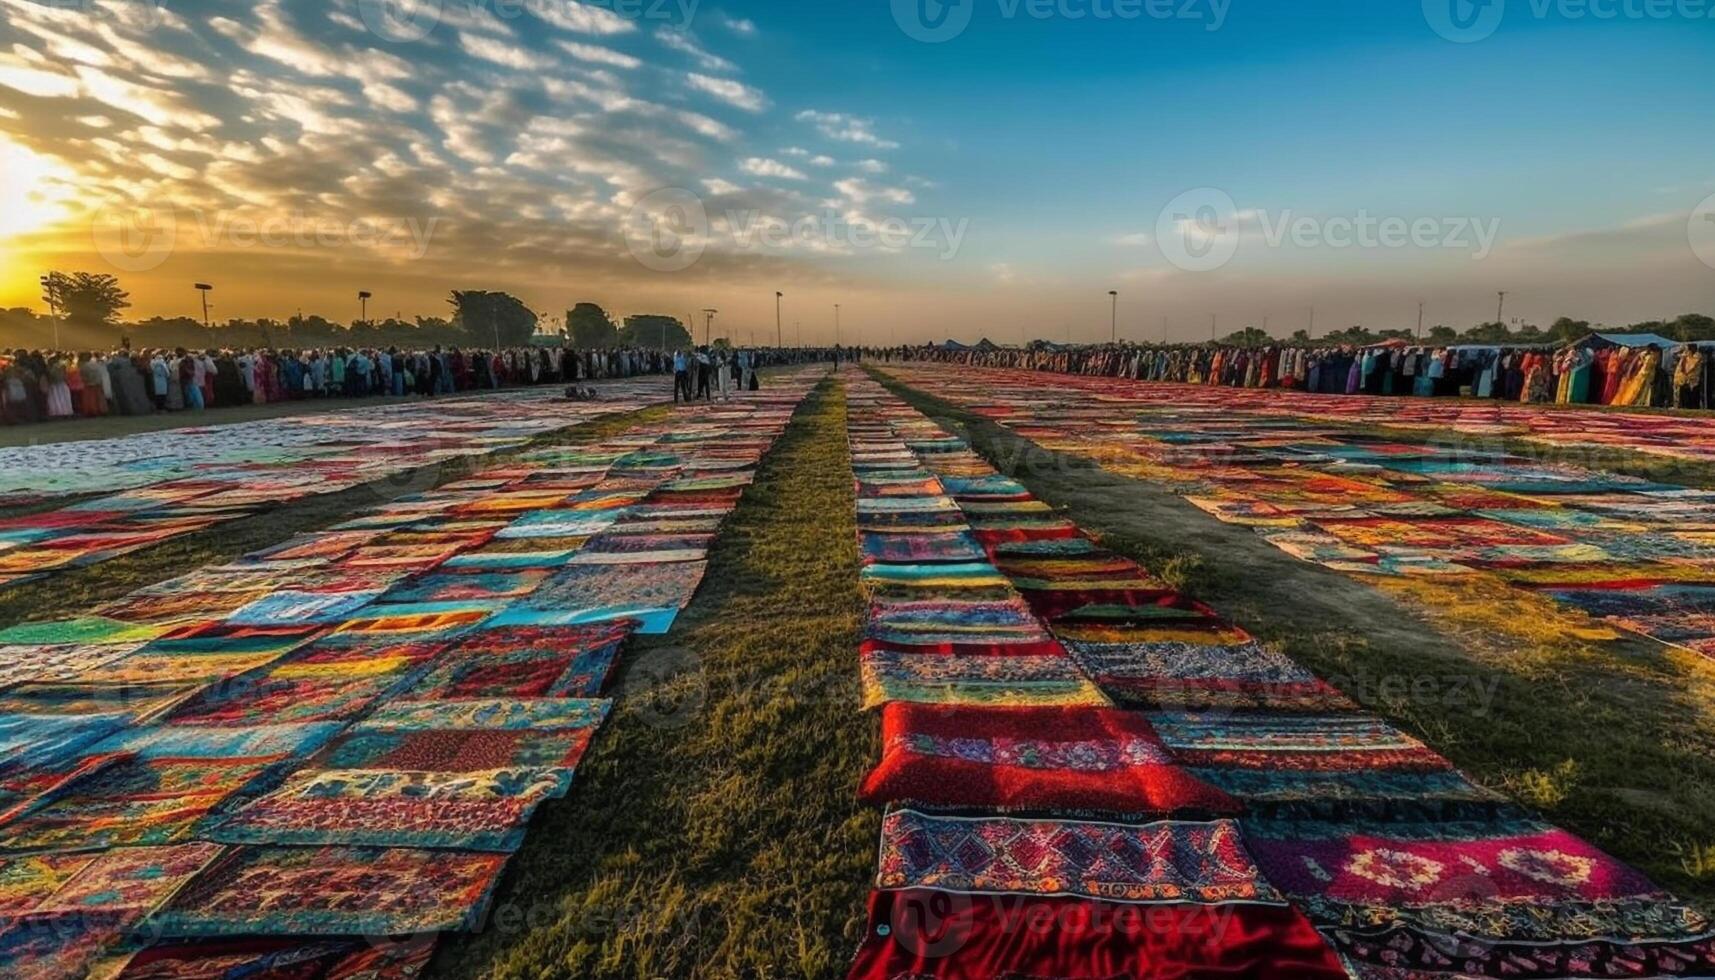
[0,344,853,425]
[891,338,1715,410]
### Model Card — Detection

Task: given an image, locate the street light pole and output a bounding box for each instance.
[358,290,372,329]
[775,291,783,348]
[1109,290,1118,344]
[194,283,214,333]
[834,304,841,347]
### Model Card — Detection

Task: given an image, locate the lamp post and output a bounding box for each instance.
[834,304,841,347]
[358,290,372,329]
[702,308,717,346]
[1108,290,1118,343]
[775,291,783,348]
[194,283,213,332]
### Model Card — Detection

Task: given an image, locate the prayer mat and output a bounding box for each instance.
[0,909,137,980]
[377,569,554,604]
[149,845,508,937]
[1066,640,1356,712]
[313,725,598,776]
[847,888,1348,980]
[31,843,224,916]
[360,697,611,732]
[859,530,988,565]
[164,669,421,727]
[223,591,383,627]
[1147,712,1452,772]
[0,644,143,688]
[1246,816,1715,979]
[860,703,1235,815]
[102,935,437,979]
[208,767,568,851]
[876,809,1280,904]
[0,683,207,724]
[406,625,627,700]
[0,618,168,647]
[520,561,707,627]
[0,853,97,913]
[1196,768,1512,822]
[0,713,129,774]
[860,650,1110,709]
[0,756,282,853]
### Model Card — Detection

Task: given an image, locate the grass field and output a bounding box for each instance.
[431,377,877,980]
[870,367,1715,914]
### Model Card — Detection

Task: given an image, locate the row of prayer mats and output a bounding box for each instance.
[0,381,664,591]
[878,363,1715,660]
[0,370,827,977]
[841,371,1714,979]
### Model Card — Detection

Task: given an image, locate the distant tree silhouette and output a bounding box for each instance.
[566,303,619,347]
[450,290,538,346]
[620,314,691,349]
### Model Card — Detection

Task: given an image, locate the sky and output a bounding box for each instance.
[0,0,1711,345]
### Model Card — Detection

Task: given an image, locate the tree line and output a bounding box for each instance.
[5,271,695,352]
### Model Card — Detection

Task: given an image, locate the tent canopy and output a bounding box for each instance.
[1575,332,1679,349]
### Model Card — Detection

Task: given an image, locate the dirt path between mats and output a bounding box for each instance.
[431,377,876,980]
[0,403,673,629]
[872,367,1715,914]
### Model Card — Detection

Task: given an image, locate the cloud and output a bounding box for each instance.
[1111,232,1152,246]
[796,110,899,149]
[685,72,767,112]
[656,28,736,73]
[740,157,807,180]
[556,41,643,69]
[717,14,759,36]
[530,2,638,35]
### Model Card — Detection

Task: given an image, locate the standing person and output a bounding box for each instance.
[78,353,107,416]
[694,347,712,400]
[150,350,170,410]
[672,348,689,403]
[198,350,216,407]
[43,355,74,419]
[715,349,731,401]
[179,350,203,411]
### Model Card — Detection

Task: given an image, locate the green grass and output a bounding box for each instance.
[431,377,877,980]
[870,367,1715,915]
[0,404,672,630]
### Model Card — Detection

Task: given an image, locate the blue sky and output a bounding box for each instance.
[1,0,1710,342]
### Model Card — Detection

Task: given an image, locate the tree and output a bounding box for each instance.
[449,291,538,347]
[42,271,130,328]
[620,314,691,349]
[1426,325,1459,343]
[566,303,618,347]
[1289,329,1311,343]
[1219,326,1271,347]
